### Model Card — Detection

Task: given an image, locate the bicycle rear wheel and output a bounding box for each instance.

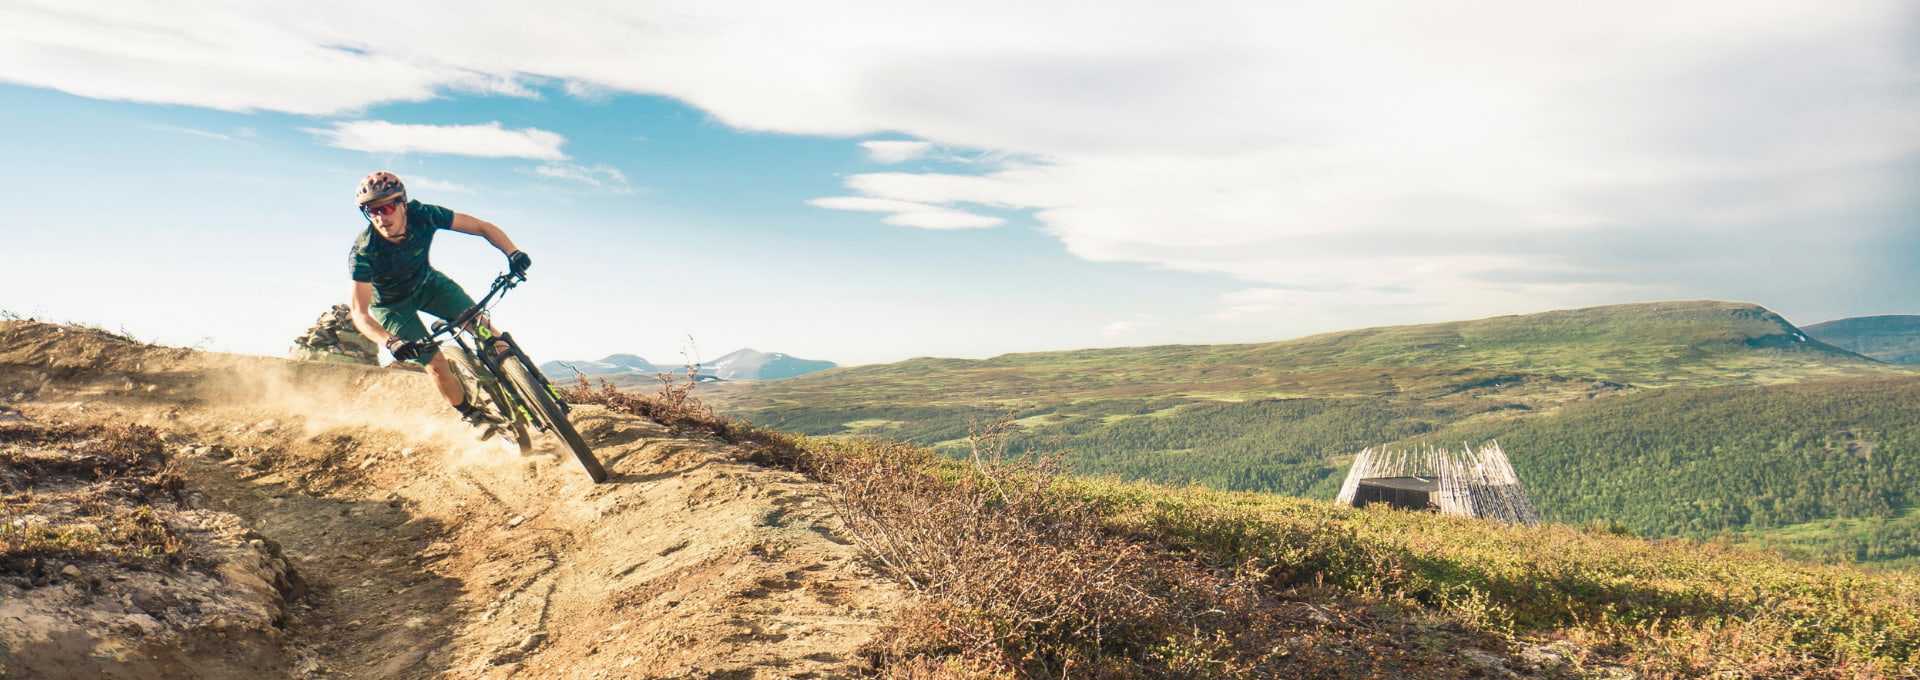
[500,356,608,483]
[444,347,533,453]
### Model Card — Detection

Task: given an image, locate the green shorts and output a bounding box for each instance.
[370,270,476,365]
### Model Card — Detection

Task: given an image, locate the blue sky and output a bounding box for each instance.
[3,1,1916,367]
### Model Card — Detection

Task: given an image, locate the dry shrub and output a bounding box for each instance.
[1601,617,1891,680]
[0,422,190,575]
[564,373,808,470]
[563,371,714,430]
[0,422,174,488]
[1081,482,1920,678]
[569,385,1495,678]
[810,423,1294,679]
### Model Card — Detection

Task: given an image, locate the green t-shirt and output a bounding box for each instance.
[348,201,456,304]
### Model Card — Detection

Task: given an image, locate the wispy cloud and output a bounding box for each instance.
[861,140,934,164]
[143,124,248,142]
[6,1,1916,329]
[1215,288,1328,323]
[408,176,475,195]
[304,121,568,160]
[808,196,1004,230]
[1100,315,1165,340]
[534,163,635,193]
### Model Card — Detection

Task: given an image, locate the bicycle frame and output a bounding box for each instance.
[409,269,606,482]
[423,272,569,429]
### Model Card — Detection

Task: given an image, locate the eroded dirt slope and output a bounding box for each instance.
[0,321,902,679]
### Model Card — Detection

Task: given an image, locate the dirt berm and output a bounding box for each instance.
[0,321,903,679]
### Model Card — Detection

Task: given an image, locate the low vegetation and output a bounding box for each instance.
[0,422,189,578]
[568,378,1920,678]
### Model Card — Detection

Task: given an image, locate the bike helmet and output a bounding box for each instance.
[355,171,407,207]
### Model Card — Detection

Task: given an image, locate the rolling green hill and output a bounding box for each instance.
[700,300,1920,562]
[1804,314,1920,365]
[712,300,1881,409]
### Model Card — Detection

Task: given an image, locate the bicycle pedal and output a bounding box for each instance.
[464,418,503,440]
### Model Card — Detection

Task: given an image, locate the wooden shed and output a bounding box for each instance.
[1351,476,1439,511]
[1335,442,1541,526]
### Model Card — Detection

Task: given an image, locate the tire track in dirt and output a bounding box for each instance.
[0,321,902,679]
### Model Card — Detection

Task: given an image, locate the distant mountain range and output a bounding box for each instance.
[1802,315,1920,365]
[703,349,838,381]
[539,353,658,378]
[540,349,836,382]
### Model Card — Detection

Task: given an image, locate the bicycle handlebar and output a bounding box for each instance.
[416,270,525,348]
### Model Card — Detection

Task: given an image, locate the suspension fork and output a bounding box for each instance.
[492,332,571,414]
[465,326,538,423]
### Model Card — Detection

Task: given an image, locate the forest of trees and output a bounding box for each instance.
[1427,378,1920,562]
[737,376,1920,564]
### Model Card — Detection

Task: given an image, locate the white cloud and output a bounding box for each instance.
[0,3,484,115]
[407,176,475,195]
[807,197,922,213]
[533,163,634,193]
[5,0,1916,326]
[144,124,239,141]
[808,196,1003,230]
[1100,321,1142,339]
[1100,315,1167,340]
[883,211,1003,230]
[861,140,933,164]
[305,121,568,160]
[1217,288,1372,324]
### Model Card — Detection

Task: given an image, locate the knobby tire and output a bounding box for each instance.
[444,348,533,453]
[501,356,608,483]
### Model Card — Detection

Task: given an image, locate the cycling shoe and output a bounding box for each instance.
[460,409,507,441]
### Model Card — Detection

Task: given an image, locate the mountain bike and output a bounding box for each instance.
[409,270,609,483]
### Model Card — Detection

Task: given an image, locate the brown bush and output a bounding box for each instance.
[569,384,1496,678]
[564,373,808,471]
[810,434,1257,677]
[0,422,191,575]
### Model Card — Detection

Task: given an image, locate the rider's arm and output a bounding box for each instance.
[449,212,522,257]
[348,281,397,346]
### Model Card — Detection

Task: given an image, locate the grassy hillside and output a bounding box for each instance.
[1805,314,1920,365]
[710,300,1883,410]
[570,385,1920,678]
[700,300,1920,563]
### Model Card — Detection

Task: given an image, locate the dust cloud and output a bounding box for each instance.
[0,320,903,679]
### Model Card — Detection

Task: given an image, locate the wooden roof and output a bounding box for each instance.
[1357,476,1438,492]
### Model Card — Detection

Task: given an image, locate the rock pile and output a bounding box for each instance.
[289,304,379,366]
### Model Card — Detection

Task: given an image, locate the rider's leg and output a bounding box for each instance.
[429,351,497,437]
[409,272,505,432]
[423,351,464,407]
[373,281,469,412]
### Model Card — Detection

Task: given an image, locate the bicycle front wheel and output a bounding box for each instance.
[444,347,533,453]
[500,356,608,483]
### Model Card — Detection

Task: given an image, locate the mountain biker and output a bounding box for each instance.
[344,171,532,437]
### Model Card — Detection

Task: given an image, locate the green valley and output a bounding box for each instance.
[699,300,1920,563]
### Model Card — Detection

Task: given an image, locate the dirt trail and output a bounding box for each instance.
[0,321,902,679]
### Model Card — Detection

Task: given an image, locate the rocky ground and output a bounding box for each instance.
[0,321,903,679]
